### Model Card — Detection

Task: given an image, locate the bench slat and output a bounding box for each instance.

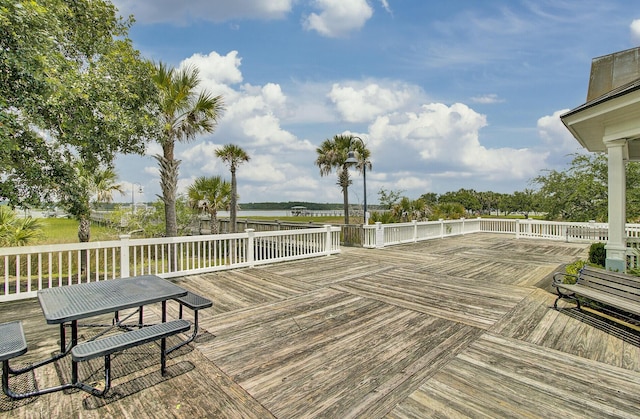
[555,283,640,317]
[174,292,212,310]
[580,266,640,288]
[71,319,190,362]
[0,321,27,362]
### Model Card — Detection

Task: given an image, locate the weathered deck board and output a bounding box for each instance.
[332,269,534,329]
[2,233,640,418]
[390,333,640,418]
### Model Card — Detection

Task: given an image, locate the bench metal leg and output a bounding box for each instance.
[166,306,200,354]
[3,360,75,399]
[554,289,581,311]
[74,355,113,397]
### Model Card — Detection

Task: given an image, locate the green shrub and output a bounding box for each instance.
[563,260,586,284]
[588,242,606,267]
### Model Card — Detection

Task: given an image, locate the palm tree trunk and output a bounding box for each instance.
[78,215,90,279]
[230,166,237,233]
[340,166,350,224]
[157,142,180,238]
[211,210,219,234]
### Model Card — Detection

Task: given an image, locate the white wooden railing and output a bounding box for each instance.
[0,226,341,302]
[5,218,640,302]
[363,218,640,270]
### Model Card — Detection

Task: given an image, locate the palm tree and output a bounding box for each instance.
[93,169,125,209]
[0,206,42,246]
[153,62,224,237]
[215,144,250,233]
[72,162,123,243]
[187,176,231,234]
[62,161,123,277]
[315,134,370,224]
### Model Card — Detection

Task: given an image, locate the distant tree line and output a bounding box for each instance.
[373,153,640,224]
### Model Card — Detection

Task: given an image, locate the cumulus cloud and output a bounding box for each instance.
[112,0,294,24]
[303,0,373,37]
[181,51,243,86]
[152,50,317,199]
[632,19,640,43]
[328,82,419,123]
[369,102,549,182]
[537,109,582,154]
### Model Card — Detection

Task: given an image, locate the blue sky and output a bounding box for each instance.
[110,0,640,205]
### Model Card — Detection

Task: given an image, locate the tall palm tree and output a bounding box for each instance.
[153,62,224,237]
[215,144,250,233]
[187,176,231,234]
[315,134,370,224]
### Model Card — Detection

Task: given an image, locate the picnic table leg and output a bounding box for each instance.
[71,320,79,384]
[161,301,167,375]
[59,323,66,353]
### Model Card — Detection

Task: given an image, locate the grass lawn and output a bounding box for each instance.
[35,216,346,245]
[36,218,120,245]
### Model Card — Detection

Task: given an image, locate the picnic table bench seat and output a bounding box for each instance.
[0,321,27,363]
[1,321,28,398]
[552,265,640,322]
[168,291,212,353]
[71,319,190,397]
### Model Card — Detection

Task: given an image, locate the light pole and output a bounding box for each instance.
[131,183,143,215]
[345,136,369,225]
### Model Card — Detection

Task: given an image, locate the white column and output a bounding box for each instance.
[605,138,628,272]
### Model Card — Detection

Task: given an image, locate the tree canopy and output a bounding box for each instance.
[0,0,158,208]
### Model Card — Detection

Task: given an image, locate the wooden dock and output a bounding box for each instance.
[2,233,640,418]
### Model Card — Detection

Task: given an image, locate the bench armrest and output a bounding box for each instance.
[552,271,578,286]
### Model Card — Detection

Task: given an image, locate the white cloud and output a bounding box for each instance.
[112,0,294,24]
[470,93,505,104]
[181,51,243,86]
[156,50,319,199]
[631,19,640,43]
[328,82,419,123]
[537,109,582,153]
[370,102,548,182]
[379,0,392,15]
[303,0,373,38]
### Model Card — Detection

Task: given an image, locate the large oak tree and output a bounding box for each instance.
[1,0,159,240]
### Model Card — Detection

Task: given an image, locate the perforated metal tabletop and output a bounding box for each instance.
[38,275,187,324]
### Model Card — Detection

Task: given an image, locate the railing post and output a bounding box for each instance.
[461,218,465,235]
[413,220,418,242]
[515,219,520,239]
[324,225,332,255]
[119,235,131,278]
[246,229,255,267]
[439,219,444,238]
[375,222,385,248]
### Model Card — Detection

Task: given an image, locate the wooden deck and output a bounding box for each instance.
[3,233,640,418]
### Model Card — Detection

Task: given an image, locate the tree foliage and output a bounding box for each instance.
[153,62,224,237]
[533,154,608,221]
[187,176,231,234]
[0,0,158,210]
[315,134,370,224]
[216,144,250,233]
[0,206,42,246]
